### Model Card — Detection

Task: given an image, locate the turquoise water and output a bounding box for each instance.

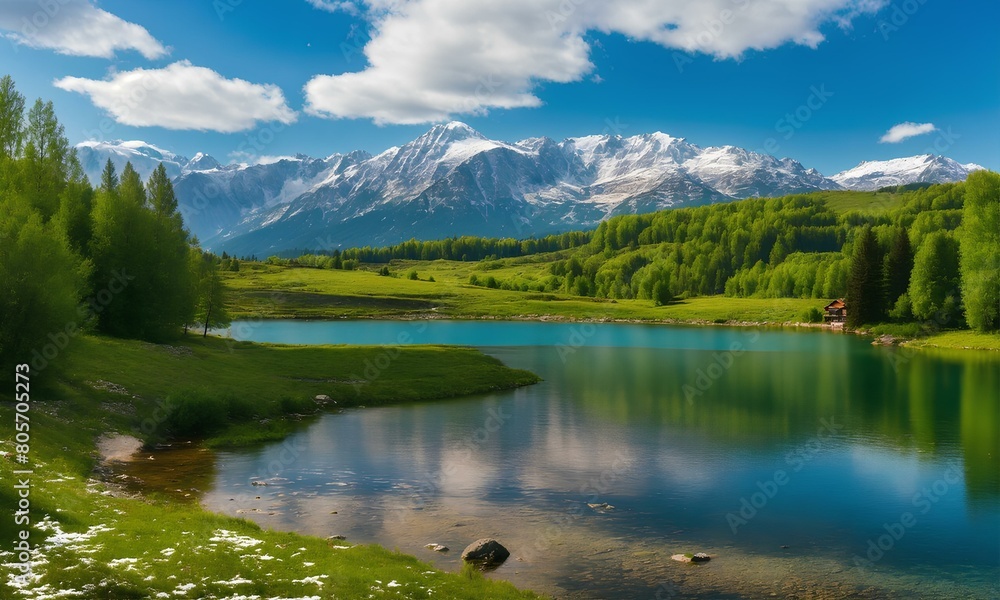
[198,321,999,598]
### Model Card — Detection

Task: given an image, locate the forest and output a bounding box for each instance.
[293,178,998,333]
[481,180,997,331]
[0,76,230,375]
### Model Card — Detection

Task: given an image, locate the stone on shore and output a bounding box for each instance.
[461,539,510,566]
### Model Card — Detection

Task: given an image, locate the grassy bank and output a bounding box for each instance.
[904,330,1000,351]
[224,261,820,324]
[224,263,1000,351]
[58,335,539,447]
[0,335,540,598]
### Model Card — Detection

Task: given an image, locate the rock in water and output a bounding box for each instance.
[671,552,712,563]
[425,543,449,552]
[461,539,510,566]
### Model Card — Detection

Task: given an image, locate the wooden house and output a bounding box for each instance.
[823,299,847,323]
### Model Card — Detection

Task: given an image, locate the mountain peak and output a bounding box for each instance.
[832,154,978,191]
[423,121,485,142]
[186,152,221,171]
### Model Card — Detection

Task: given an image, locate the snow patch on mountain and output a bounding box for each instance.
[75,124,988,255]
[831,155,980,191]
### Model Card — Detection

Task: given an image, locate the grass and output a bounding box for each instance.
[224,261,822,324]
[0,335,541,598]
[905,330,1000,351]
[866,322,1000,352]
[814,189,907,214]
[55,335,539,447]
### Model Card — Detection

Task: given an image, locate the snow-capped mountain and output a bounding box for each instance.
[185,152,221,172]
[831,155,984,191]
[74,124,987,255]
[171,152,369,244]
[76,140,191,182]
[196,122,841,254]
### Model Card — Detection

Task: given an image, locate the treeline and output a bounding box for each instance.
[1,75,229,374]
[300,231,591,264]
[460,181,998,332]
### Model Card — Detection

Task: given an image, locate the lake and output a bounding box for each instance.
[131,321,1000,598]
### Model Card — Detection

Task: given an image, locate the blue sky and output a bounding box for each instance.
[1,0,997,174]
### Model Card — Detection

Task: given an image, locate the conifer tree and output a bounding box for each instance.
[884,226,914,306]
[846,226,884,327]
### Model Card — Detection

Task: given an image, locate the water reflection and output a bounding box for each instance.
[129,322,998,598]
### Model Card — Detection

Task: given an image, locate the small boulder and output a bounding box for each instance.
[461,538,510,567]
[671,552,711,563]
[425,543,449,552]
[587,502,615,512]
[315,395,333,404]
[327,535,346,540]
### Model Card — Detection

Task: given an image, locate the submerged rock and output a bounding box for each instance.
[461,538,510,566]
[671,552,712,563]
[588,502,615,512]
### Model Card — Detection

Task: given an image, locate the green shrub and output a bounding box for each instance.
[800,306,824,323]
[888,293,913,322]
[279,395,314,414]
[163,391,227,438]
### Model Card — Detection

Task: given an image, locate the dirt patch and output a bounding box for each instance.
[86,380,132,396]
[96,434,143,463]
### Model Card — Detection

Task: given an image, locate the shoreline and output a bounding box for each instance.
[223,312,1000,352]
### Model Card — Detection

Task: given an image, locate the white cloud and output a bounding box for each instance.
[879,122,938,144]
[0,0,166,59]
[54,61,298,133]
[306,0,360,15]
[305,0,888,125]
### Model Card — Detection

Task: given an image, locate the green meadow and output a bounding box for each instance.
[0,335,540,598]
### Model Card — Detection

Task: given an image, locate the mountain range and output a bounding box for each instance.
[75,123,986,256]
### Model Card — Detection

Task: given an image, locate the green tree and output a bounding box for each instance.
[194,254,231,337]
[146,164,196,337]
[55,181,95,255]
[0,75,26,159]
[959,171,1000,332]
[100,158,119,192]
[22,99,70,218]
[89,163,156,338]
[884,226,914,308]
[846,226,884,327]
[909,231,961,323]
[0,194,86,373]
